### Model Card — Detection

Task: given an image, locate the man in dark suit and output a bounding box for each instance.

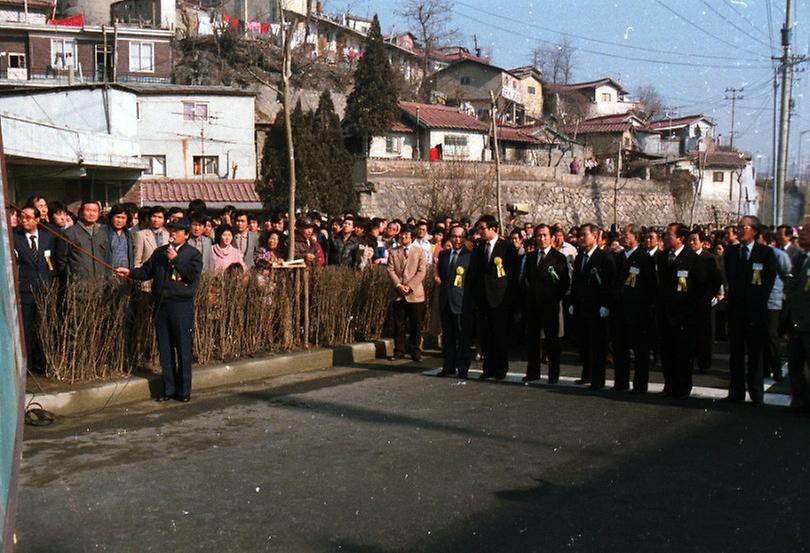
[570,223,616,390]
[524,224,570,383]
[115,218,203,402]
[14,205,57,372]
[436,225,474,378]
[612,224,657,393]
[784,220,810,412]
[688,231,723,373]
[656,223,709,399]
[723,216,777,406]
[776,224,803,268]
[469,215,518,380]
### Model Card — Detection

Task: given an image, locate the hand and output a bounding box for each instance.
[166,245,177,261]
[599,306,610,318]
[114,267,130,278]
[304,253,315,262]
[434,275,441,284]
[397,284,409,295]
[568,305,574,316]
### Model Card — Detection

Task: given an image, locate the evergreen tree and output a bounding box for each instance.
[311,90,358,214]
[345,14,399,153]
[257,110,288,209]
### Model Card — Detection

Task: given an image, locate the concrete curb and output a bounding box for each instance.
[25,339,394,417]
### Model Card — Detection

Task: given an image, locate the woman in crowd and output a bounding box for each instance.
[212,224,245,274]
[255,230,285,266]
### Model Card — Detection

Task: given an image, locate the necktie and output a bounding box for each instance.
[485,242,492,262]
[30,235,38,263]
[581,253,589,272]
[668,251,676,265]
[448,250,458,279]
[404,247,409,259]
[741,246,749,262]
[537,249,545,267]
[155,231,163,247]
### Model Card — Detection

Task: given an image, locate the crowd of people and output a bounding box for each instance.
[7,194,810,412]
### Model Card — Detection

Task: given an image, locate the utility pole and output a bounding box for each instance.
[774,0,794,225]
[489,91,503,230]
[278,0,297,262]
[771,69,779,226]
[724,87,743,150]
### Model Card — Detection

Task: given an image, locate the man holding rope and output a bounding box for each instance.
[114,218,202,402]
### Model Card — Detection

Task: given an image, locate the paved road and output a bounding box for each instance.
[16,354,810,553]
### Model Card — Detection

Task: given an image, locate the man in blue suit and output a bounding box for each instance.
[14,205,57,372]
[115,218,202,402]
[436,225,474,379]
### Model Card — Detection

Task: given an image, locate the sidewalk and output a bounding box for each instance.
[25,340,393,417]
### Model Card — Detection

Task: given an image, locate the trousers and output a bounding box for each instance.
[155,299,194,398]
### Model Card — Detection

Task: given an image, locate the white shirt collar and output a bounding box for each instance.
[672,245,685,258]
[625,246,637,258]
[25,230,38,240]
[542,246,552,255]
[586,244,599,257]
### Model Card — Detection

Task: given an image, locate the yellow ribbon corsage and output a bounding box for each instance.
[752,270,762,285]
[454,266,464,287]
[625,273,637,288]
[677,276,688,292]
[494,256,505,278]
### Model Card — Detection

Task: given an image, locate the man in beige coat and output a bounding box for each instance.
[387,226,427,361]
[133,206,170,291]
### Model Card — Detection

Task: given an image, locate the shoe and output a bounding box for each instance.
[673,392,690,400]
[656,390,671,397]
[176,396,190,403]
[155,395,172,402]
[723,395,745,403]
[612,385,630,392]
[411,352,422,363]
[631,387,647,395]
[437,370,455,377]
[574,378,590,385]
[494,374,507,381]
[479,373,494,380]
[750,399,764,408]
[588,385,604,391]
[458,374,468,380]
[522,375,540,382]
[547,377,559,384]
[388,354,402,361]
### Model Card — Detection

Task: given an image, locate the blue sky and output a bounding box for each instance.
[328,0,808,176]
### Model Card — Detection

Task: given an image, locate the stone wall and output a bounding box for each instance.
[356,158,743,228]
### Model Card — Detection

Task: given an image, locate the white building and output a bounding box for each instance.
[546,78,637,120]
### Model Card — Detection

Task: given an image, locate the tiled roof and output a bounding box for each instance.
[544,77,628,95]
[0,0,54,9]
[391,120,414,133]
[508,66,542,80]
[648,114,713,130]
[496,126,543,144]
[559,113,643,135]
[136,179,261,204]
[400,101,489,132]
[689,151,749,168]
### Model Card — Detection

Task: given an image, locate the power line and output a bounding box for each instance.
[451,9,772,71]
[654,0,768,59]
[701,1,772,49]
[723,0,773,43]
[453,0,766,63]
[765,0,777,61]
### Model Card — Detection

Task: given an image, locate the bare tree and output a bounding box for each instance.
[635,84,667,121]
[398,0,458,89]
[531,37,575,84]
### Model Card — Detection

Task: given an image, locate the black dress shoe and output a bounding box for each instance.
[457,374,468,380]
[411,352,423,363]
[723,395,745,403]
[673,392,690,400]
[479,373,494,380]
[574,378,590,385]
[612,385,630,392]
[155,395,172,402]
[547,377,559,384]
[437,370,455,377]
[522,375,539,382]
[656,390,671,397]
[631,387,647,395]
[588,385,604,391]
[176,395,190,403]
[494,374,507,381]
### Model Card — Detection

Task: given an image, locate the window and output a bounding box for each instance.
[51,38,77,69]
[601,92,611,102]
[193,155,218,175]
[128,41,154,72]
[460,76,471,85]
[444,135,469,159]
[142,155,166,176]
[713,171,724,183]
[8,53,25,69]
[182,102,209,121]
[527,86,536,95]
[385,136,401,154]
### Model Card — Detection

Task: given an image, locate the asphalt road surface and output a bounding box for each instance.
[16,353,810,553]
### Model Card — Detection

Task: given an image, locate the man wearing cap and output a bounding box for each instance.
[114,218,202,402]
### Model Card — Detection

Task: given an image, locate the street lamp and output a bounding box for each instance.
[797,130,810,185]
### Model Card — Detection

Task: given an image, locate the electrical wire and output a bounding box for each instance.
[453,0,767,63]
[451,8,772,70]
[701,1,772,50]
[654,0,768,59]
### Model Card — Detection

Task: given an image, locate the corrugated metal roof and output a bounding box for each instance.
[400,101,489,132]
[544,78,628,95]
[648,114,713,130]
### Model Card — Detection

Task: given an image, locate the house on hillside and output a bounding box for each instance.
[365,101,490,162]
[508,66,543,122]
[429,59,525,125]
[647,114,715,155]
[544,78,636,121]
[0,0,173,87]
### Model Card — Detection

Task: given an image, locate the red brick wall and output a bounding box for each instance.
[116,38,171,81]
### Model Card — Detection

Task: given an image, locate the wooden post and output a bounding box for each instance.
[490,91,503,230]
[279,1,297,262]
[302,268,310,348]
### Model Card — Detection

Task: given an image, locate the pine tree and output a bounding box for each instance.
[257,110,288,209]
[311,90,358,214]
[345,14,399,153]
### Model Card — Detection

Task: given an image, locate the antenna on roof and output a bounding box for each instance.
[473,34,481,57]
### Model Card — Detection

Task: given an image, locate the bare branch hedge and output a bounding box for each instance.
[34,265,437,383]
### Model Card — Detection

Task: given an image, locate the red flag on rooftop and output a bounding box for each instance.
[48,13,85,27]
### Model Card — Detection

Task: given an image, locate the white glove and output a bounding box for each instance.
[599,306,610,318]
[568,305,574,316]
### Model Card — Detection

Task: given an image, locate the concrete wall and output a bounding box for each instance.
[369,132,415,160]
[357,158,742,228]
[136,92,256,180]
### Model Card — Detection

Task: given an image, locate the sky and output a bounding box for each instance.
[327,0,808,177]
